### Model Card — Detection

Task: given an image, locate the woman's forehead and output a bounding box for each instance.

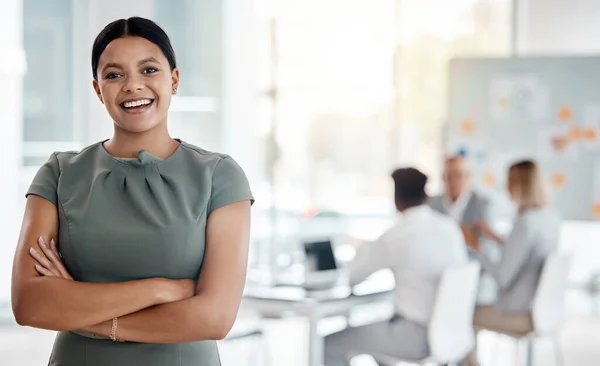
[99,36,167,66]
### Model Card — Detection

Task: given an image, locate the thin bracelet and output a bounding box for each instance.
[110,318,118,342]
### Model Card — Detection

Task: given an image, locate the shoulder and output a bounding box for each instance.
[181,141,245,179]
[45,142,105,173]
[471,190,490,206]
[427,194,445,209]
[179,141,229,165]
[521,206,561,224]
[428,208,463,235]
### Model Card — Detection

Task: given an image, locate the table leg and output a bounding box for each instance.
[308,310,323,366]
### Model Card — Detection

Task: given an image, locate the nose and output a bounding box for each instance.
[122,74,145,92]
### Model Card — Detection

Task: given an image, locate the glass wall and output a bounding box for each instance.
[253,0,512,214]
[22,0,76,168]
[154,0,223,152]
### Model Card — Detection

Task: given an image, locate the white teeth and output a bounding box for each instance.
[123,99,152,108]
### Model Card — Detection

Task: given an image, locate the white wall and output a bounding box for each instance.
[0,0,25,303]
[519,0,600,54]
[222,0,260,183]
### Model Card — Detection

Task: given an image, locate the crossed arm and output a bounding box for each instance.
[11,195,251,343]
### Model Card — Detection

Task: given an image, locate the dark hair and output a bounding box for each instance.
[91,17,177,80]
[391,168,428,207]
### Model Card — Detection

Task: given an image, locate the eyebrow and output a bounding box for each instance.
[101,57,161,74]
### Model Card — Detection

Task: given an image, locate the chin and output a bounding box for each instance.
[114,119,162,134]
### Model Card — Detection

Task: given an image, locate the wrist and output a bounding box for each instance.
[152,278,173,304]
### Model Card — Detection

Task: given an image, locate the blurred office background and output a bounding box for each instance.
[2,0,600,365]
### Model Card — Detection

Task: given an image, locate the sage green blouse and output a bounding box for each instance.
[26,139,254,366]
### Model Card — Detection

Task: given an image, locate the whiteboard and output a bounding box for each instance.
[446,57,600,221]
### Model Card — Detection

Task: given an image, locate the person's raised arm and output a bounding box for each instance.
[11,196,194,331]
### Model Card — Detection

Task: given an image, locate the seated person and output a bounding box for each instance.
[429,155,501,305]
[324,168,469,366]
[461,160,561,366]
[429,156,492,231]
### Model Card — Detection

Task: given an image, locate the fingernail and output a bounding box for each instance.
[50,239,56,247]
[38,238,46,248]
[29,247,36,254]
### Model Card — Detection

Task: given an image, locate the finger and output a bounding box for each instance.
[41,239,71,280]
[30,247,60,277]
[49,239,72,279]
[50,239,61,258]
[29,246,60,277]
[35,264,57,277]
[38,238,64,271]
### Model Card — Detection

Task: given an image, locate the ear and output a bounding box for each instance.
[171,68,180,94]
[92,80,103,104]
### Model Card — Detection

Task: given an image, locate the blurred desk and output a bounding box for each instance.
[241,271,394,366]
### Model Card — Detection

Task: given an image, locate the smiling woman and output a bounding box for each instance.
[11,17,254,366]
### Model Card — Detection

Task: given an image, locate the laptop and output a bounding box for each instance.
[271,239,343,290]
[300,239,343,289]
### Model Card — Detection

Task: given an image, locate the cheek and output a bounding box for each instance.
[99,84,119,106]
[154,82,173,105]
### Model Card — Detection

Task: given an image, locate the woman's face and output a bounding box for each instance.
[93,36,179,134]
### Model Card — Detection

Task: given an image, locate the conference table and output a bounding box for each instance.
[241,270,395,366]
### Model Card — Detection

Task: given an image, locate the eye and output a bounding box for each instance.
[143,67,158,74]
[105,73,121,80]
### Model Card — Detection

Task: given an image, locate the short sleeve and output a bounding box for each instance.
[208,156,254,214]
[26,153,60,206]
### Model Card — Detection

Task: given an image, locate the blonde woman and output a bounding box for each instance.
[462,160,560,366]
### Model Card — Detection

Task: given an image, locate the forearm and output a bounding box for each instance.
[13,277,167,331]
[85,296,233,344]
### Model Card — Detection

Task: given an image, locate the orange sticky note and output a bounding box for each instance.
[568,126,582,140]
[483,171,496,187]
[461,119,475,135]
[592,203,600,217]
[558,107,572,122]
[584,128,598,141]
[551,172,566,188]
[498,98,509,110]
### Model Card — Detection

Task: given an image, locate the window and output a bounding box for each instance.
[254,0,511,212]
[396,0,512,193]
[154,0,222,151]
[254,0,398,214]
[22,0,76,166]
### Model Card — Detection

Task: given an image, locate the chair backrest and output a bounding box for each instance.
[428,261,481,363]
[531,253,572,336]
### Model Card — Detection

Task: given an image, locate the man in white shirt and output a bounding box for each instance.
[324,168,469,366]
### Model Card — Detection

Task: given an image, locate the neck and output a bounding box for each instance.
[106,123,179,159]
[398,202,424,212]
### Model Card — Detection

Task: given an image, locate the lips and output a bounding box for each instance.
[120,98,155,113]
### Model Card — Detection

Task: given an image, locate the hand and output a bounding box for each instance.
[29,237,73,280]
[156,278,196,303]
[475,220,498,241]
[460,225,480,252]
